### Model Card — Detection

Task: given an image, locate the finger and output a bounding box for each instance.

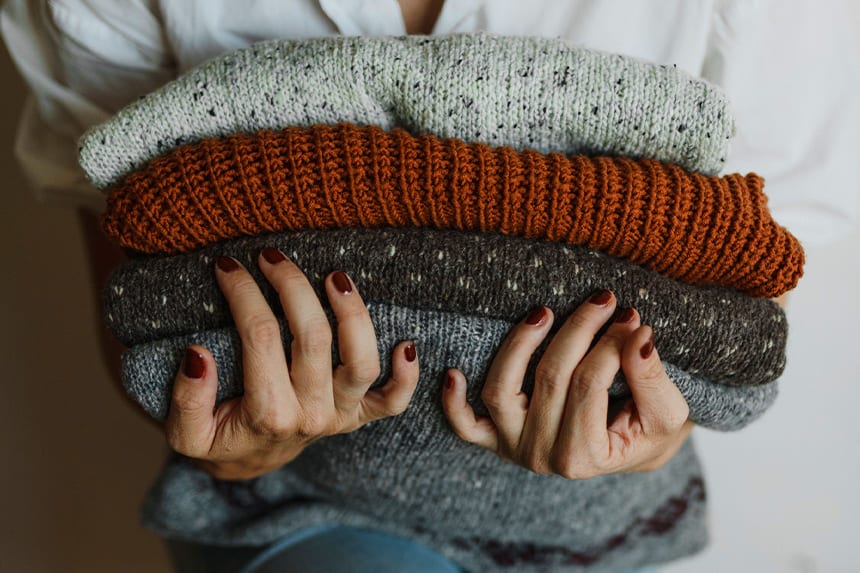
[215,255,293,416]
[621,326,690,436]
[480,306,553,449]
[165,346,218,459]
[326,271,383,415]
[257,248,332,409]
[558,306,641,457]
[358,340,421,426]
[522,291,618,461]
[441,369,499,451]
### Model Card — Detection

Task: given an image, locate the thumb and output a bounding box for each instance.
[621,327,689,435]
[165,345,218,458]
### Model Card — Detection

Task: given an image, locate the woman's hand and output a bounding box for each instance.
[164,248,420,480]
[442,290,693,479]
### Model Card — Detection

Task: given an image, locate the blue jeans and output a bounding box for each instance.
[168,525,658,573]
[168,525,462,573]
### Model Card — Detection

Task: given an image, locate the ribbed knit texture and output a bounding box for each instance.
[105,228,787,386]
[102,124,804,297]
[134,303,711,572]
[122,303,778,431]
[79,33,734,189]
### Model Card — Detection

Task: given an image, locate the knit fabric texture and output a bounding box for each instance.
[121,303,778,431]
[78,33,735,190]
[105,228,788,387]
[134,303,712,572]
[101,124,804,297]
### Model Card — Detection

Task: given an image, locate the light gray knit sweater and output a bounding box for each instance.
[78,34,734,189]
[122,303,778,432]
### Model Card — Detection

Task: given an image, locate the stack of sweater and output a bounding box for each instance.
[81,35,802,572]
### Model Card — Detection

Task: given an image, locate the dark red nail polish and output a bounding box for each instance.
[183,348,206,379]
[404,343,417,362]
[445,372,456,390]
[261,247,287,264]
[525,307,548,325]
[332,271,353,294]
[640,335,655,360]
[589,289,613,306]
[615,307,635,323]
[216,256,240,273]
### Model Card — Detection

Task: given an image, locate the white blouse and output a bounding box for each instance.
[2,0,858,244]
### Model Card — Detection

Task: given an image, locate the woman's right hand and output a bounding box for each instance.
[163,248,420,481]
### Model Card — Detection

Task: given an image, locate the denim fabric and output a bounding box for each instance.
[168,525,462,573]
[169,525,660,573]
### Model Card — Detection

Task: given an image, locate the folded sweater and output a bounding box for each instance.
[101,124,803,297]
[134,302,717,573]
[106,227,787,386]
[122,303,778,431]
[79,33,734,189]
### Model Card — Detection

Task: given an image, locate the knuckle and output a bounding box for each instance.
[635,361,667,388]
[549,450,573,477]
[171,390,207,414]
[644,403,688,435]
[381,393,410,416]
[666,409,690,431]
[521,448,551,475]
[570,368,604,400]
[295,319,333,356]
[550,450,595,480]
[451,423,478,444]
[164,428,190,455]
[243,315,282,348]
[164,425,204,459]
[249,408,295,439]
[297,410,332,439]
[587,451,612,474]
[534,360,568,393]
[480,386,507,412]
[343,361,382,387]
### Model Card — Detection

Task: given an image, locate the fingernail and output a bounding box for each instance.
[525,307,548,325]
[445,372,456,390]
[216,256,240,273]
[261,247,287,264]
[332,271,353,294]
[589,289,613,306]
[183,348,206,379]
[404,342,417,362]
[615,307,635,323]
[640,334,655,360]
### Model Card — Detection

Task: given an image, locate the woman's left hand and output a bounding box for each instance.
[442,290,693,479]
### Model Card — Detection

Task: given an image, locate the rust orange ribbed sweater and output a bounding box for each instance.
[102,123,804,297]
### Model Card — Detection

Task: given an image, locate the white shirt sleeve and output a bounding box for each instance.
[0,0,176,209]
[701,0,860,245]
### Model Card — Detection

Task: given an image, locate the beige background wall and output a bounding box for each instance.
[1,32,858,573]
[0,43,170,572]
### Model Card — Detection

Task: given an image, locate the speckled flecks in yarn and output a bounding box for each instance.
[79,33,734,189]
